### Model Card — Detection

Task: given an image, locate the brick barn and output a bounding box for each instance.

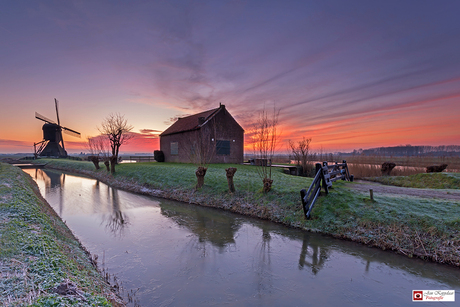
[159,104,244,163]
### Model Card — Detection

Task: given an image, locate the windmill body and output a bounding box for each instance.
[40,123,67,157]
[34,99,81,158]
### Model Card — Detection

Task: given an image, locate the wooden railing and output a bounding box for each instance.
[300,161,353,219]
[128,156,156,162]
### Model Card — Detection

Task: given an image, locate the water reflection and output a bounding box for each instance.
[254,227,273,299]
[31,168,65,215]
[102,187,129,236]
[160,201,331,277]
[23,168,460,306]
[298,232,329,274]
[160,204,241,251]
[30,169,130,237]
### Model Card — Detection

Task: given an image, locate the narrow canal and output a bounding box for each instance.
[24,168,459,306]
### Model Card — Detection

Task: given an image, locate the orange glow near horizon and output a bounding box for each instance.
[3,93,460,155]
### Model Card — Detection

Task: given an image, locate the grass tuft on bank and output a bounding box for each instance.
[36,159,460,266]
[0,162,121,306]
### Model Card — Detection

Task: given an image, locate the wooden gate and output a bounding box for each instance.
[300,161,353,219]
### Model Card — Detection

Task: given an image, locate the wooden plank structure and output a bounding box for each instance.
[245,160,298,175]
[12,163,46,169]
[300,160,353,219]
[128,156,156,162]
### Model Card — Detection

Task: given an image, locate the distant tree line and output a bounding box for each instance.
[341,145,460,157]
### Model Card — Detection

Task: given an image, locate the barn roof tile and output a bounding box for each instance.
[159,107,221,136]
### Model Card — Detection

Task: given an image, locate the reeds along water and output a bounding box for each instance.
[347,163,423,178]
[338,155,460,179]
[283,154,460,179]
[258,153,460,179]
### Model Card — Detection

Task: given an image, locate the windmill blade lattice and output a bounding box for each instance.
[62,127,81,138]
[35,112,56,124]
[55,98,61,126]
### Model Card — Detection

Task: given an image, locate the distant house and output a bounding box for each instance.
[159,104,244,163]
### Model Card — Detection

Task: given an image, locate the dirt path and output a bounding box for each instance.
[345,180,460,201]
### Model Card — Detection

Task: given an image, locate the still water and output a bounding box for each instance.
[24,169,459,306]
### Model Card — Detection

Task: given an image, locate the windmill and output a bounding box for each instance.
[34,99,81,158]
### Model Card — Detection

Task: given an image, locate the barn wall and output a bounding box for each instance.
[160,130,199,163]
[160,108,244,163]
[202,109,244,164]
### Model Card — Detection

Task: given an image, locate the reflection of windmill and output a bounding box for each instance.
[34,98,81,157]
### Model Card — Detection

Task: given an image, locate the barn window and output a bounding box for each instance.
[171,142,178,155]
[216,140,230,155]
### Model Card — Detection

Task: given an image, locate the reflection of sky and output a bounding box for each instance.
[25,168,460,306]
[2,1,460,152]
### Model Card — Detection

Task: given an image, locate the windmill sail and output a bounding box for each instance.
[35,112,56,124]
[55,98,61,126]
[62,127,81,138]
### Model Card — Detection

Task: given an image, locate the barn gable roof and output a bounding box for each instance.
[160,104,243,137]
[160,107,221,136]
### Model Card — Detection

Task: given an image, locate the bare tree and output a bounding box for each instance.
[87,136,101,170]
[251,106,280,192]
[288,137,312,176]
[87,135,111,171]
[289,141,301,168]
[98,113,134,173]
[186,124,217,189]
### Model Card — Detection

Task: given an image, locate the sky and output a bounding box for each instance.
[1,0,460,154]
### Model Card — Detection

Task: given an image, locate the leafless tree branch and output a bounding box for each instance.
[251,105,280,192]
[289,137,312,175]
[98,113,134,173]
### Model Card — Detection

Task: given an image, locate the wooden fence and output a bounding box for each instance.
[127,156,156,162]
[300,161,353,219]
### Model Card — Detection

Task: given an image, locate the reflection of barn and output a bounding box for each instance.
[159,104,244,163]
[160,202,242,250]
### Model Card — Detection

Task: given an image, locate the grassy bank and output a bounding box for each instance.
[0,163,122,306]
[35,159,460,267]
